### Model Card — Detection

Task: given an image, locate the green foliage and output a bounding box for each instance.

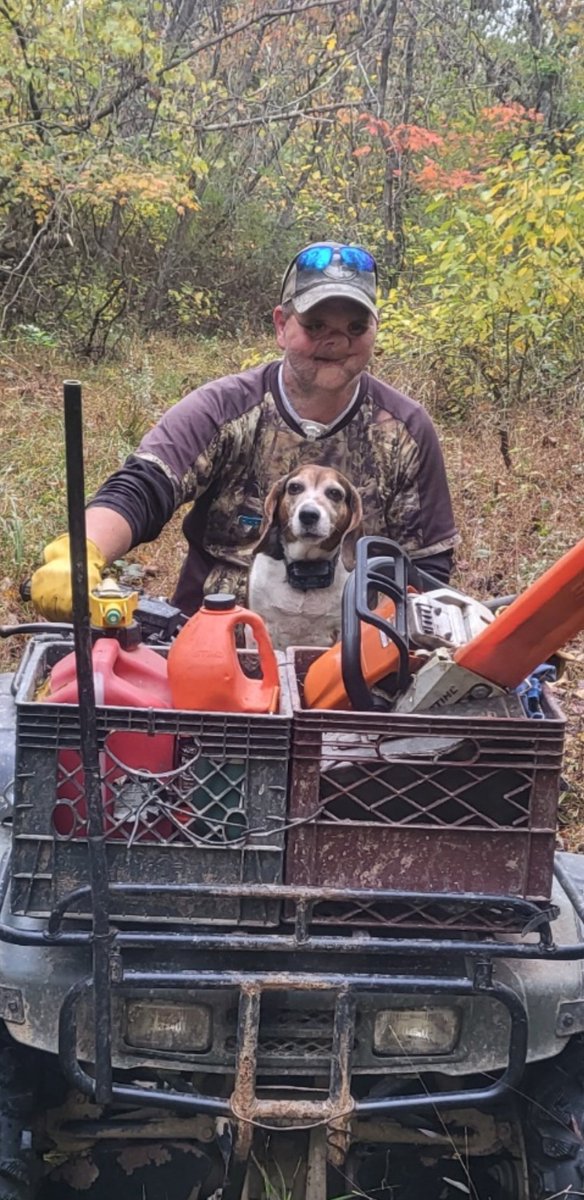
[0,0,582,406]
[377,130,584,413]
[14,324,59,348]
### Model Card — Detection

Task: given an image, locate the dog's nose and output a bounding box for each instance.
[298,506,321,527]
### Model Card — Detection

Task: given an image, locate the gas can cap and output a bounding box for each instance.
[203,594,237,610]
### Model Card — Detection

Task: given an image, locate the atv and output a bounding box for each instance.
[0,381,583,1200]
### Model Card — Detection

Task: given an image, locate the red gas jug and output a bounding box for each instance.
[47,638,175,840]
[167,594,280,713]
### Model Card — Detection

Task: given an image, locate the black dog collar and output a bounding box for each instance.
[286,557,338,591]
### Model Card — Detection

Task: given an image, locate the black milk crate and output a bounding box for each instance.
[285,648,565,914]
[11,636,291,925]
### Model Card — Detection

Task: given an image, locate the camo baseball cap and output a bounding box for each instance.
[281,241,378,319]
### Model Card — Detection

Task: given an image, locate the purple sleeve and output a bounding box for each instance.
[135,366,269,502]
[87,456,176,545]
[406,408,458,557]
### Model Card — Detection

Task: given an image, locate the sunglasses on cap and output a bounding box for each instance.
[281,241,379,316]
[295,243,377,275]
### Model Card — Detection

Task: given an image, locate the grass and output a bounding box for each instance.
[1,331,583,840]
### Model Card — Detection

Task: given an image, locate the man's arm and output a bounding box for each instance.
[85,507,133,563]
[30,461,173,621]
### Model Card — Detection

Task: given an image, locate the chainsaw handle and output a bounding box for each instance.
[341,538,414,710]
[484,594,517,612]
[341,571,375,710]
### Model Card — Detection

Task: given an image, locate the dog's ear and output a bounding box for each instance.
[252,476,289,559]
[340,481,364,571]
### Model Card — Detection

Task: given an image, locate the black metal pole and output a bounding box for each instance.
[63,380,112,1104]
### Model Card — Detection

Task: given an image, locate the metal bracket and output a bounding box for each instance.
[556,1000,584,1037]
[0,985,24,1023]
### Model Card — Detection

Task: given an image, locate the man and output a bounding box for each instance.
[31,240,458,620]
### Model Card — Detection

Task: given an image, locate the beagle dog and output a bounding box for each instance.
[248,465,363,651]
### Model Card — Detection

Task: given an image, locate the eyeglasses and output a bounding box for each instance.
[295,243,377,276]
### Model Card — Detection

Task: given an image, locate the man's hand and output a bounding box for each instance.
[30,534,107,621]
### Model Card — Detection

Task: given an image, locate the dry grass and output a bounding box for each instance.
[1,333,582,838]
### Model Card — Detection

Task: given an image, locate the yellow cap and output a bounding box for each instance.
[89,580,138,628]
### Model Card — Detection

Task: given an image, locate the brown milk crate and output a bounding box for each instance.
[285,648,565,904]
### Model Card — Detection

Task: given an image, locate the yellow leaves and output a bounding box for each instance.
[493,208,511,229]
[78,162,199,216]
[11,158,58,221]
[169,284,218,327]
[325,34,337,51]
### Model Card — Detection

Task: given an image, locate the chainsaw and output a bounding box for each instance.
[303,535,584,713]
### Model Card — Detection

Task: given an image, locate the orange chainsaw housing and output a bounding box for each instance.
[454,536,584,688]
[303,596,420,710]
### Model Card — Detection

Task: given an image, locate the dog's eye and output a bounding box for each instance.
[325,486,345,503]
[287,481,305,495]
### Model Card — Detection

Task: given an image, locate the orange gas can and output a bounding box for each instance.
[167,594,280,713]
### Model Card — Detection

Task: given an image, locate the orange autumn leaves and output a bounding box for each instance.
[353,105,545,193]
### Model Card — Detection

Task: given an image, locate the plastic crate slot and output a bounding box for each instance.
[318,763,534,829]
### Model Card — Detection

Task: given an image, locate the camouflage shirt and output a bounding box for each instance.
[90,361,458,613]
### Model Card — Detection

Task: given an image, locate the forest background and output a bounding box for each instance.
[0,0,583,829]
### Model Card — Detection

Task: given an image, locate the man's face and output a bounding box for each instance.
[273,298,377,394]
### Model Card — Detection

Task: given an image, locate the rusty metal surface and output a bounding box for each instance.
[231,984,261,1159]
[41,874,558,947]
[352,1108,505,1154]
[229,981,356,1133]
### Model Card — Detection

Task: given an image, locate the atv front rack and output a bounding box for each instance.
[58,961,528,1124]
[2,867,584,1130]
[0,879,569,954]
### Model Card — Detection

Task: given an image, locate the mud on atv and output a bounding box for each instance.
[1,614,584,1200]
[2,378,584,1200]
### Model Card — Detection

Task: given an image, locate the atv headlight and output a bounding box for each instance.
[125,1001,212,1053]
[373,1007,460,1057]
